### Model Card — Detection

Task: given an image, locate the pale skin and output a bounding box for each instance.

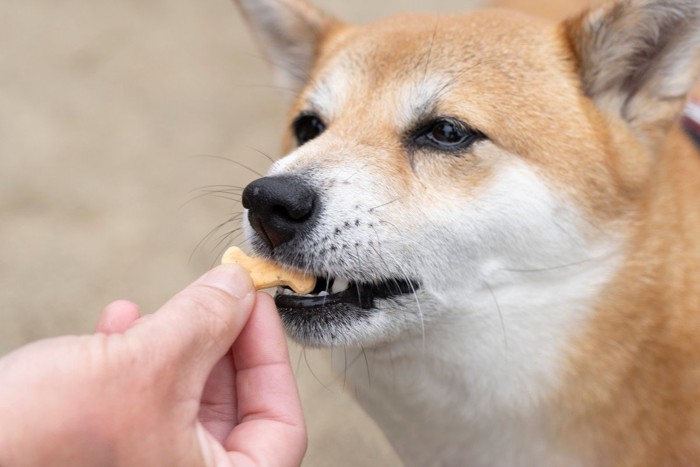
[0,265,307,467]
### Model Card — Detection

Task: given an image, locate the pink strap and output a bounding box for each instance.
[683,99,700,146]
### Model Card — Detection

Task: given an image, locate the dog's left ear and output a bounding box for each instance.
[563,0,700,148]
[235,0,337,92]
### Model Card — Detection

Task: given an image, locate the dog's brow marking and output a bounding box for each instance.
[306,61,352,120]
[394,76,451,129]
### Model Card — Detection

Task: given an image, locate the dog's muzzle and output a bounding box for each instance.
[241,174,420,346]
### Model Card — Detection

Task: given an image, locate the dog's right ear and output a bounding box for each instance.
[235,0,337,92]
[562,0,700,149]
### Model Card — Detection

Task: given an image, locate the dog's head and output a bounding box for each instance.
[236,0,700,348]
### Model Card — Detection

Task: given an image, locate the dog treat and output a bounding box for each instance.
[221,246,316,294]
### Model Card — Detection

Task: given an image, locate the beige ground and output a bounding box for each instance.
[0,0,490,465]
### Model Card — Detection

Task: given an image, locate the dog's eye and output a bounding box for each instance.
[413,118,484,152]
[292,114,326,146]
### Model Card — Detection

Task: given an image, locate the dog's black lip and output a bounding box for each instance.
[275,278,418,310]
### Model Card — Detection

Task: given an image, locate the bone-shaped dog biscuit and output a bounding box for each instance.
[221,246,316,294]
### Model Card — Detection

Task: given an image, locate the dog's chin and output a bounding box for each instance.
[273,277,421,347]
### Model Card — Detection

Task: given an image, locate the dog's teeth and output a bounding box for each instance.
[332,278,350,294]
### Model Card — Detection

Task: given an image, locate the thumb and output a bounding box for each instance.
[129,264,257,383]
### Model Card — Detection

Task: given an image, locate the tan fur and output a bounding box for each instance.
[236,0,700,464]
[553,124,700,465]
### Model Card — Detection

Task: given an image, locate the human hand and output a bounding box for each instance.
[0,265,306,467]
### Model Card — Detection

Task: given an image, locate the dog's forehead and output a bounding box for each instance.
[306,10,561,128]
[328,10,552,66]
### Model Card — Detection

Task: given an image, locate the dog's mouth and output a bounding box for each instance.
[275,276,419,310]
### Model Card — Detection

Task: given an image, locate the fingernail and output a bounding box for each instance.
[199,264,253,299]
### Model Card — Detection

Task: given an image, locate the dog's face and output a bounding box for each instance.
[237,0,700,349]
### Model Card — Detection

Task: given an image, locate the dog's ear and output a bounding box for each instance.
[563,0,700,147]
[235,0,337,92]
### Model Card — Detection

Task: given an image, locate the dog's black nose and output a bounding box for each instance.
[242,175,319,249]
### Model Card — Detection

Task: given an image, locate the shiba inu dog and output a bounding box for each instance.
[234,0,700,464]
